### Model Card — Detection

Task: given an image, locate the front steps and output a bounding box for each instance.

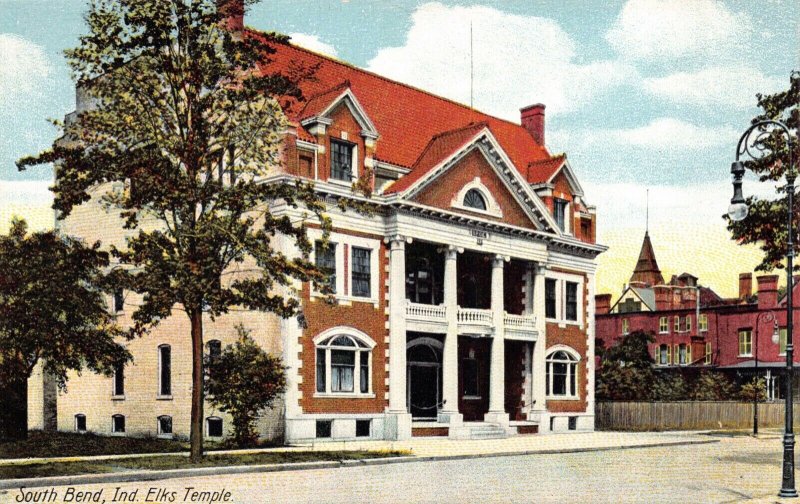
[412,420,541,439]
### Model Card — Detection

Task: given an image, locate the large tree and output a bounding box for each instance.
[0,219,130,440]
[18,0,335,461]
[727,71,799,271]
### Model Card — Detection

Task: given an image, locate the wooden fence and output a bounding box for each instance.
[596,401,800,431]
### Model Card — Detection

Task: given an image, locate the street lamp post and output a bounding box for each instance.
[753,312,779,436]
[729,119,796,497]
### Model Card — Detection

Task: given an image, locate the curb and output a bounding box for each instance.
[0,438,718,490]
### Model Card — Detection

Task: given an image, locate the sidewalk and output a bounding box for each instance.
[0,431,718,489]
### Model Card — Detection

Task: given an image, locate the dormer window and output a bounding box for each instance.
[553,198,568,232]
[330,139,354,182]
[463,189,487,210]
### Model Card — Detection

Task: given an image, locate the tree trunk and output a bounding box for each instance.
[189,309,204,463]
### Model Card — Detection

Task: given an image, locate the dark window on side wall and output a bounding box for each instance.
[315,240,336,292]
[113,363,124,396]
[159,345,171,396]
[351,247,371,297]
[316,420,332,438]
[565,281,578,321]
[553,199,568,232]
[158,415,172,435]
[207,417,223,437]
[356,419,371,437]
[75,414,86,432]
[113,288,124,312]
[112,414,125,433]
[545,279,557,319]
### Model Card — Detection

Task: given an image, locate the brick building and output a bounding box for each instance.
[28,7,606,441]
[596,232,800,400]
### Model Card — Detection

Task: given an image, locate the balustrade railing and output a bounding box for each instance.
[504,313,537,332]
[457,307,493,326]
[405,301,446,322]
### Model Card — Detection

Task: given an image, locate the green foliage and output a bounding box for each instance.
[596,331,656,400]
[726,71,799,272]
[739,377,768,402]
[205,326,286,447]
[16,0,345,459]
[0,218,130,388]
[689,371,736,401]
[651,371,688,401]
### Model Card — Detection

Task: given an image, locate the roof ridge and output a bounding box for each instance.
[246,28,530,130]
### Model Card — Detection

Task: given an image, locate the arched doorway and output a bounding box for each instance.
[407,337,443,420]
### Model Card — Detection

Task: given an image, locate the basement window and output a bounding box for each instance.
[316,420,333,438]
[356,419,371,438]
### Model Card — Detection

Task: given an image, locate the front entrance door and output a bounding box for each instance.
[407,337,443,420]
[408,364,440,419]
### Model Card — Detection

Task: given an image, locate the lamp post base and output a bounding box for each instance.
[780,433,797,498]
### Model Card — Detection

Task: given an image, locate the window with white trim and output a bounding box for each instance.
[546,348,579,398]
[553,198,568,232]
[315,333,373,395]
[738,329,753,356]
[674,316,680,332]
[158,344,172,397]
[75,414,87,432]
[545,279,557,319]
[658,344,669,365]
[704,342,712,365]
[112,362,124,397]
[463,189,487,210]
[157,415,172,436]
[659,316,668,334]
[330,139,354,181]
[315,240,337,293]
[351,247,371,298]
[622,318,629,335]
[699,314,708,332]
[112,414,125,433]
[565,281,578,321]
[685,316,692,332]
[678,344,688,365]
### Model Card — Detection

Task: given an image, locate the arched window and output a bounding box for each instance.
[157,415,173,436]
[75,414,87,432]
[207,339,222,360]
[315,330,375,395]
[463,189,487,210]
[546,348,579,398]
[112,414,125,433]
[207,416,224,437]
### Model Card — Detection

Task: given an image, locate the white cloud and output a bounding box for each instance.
[643,66,785,108]
[288,33,338,58]
[552,118,738,152]
[606,0,752,62]
[366,2,635,120]
[0,34,51,104]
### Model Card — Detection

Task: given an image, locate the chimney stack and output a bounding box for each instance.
[739,273,752,301]
[757,275,779,309]
[595,294,612,315]
[218,0,244,32]
[520,103,545,146]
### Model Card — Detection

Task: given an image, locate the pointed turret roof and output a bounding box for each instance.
[630,231,664,287]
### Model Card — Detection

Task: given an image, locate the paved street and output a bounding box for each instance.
[2,432,798,503]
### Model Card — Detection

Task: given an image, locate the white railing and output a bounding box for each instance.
[406,301,446,322]
[457,307,493,326]
[504,313,537,332]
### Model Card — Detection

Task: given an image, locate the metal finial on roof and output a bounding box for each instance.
[470,21,474,108]
[646,188,649,233]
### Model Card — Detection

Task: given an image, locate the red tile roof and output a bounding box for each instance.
[252,32,552,180]
[385,122,489,194]
[526,153,566,184]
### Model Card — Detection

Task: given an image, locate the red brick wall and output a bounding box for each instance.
[297,229,388,414]
[546,269,589,413]
[412,149,536,230]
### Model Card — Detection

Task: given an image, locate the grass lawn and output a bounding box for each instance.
[0,431,276,459]
[0,450,409,480]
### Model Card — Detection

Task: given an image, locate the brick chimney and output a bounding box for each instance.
[757,275,779,309]
[520,103,545,146]
[218,0,244,32]
[595,294,612,315]
[739,273,752,301]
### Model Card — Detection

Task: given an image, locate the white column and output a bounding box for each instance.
[385,236,412,440]
[485,255,509,426]
[439,246,462,425]
[530,263,548,423]
[388,237,407,413]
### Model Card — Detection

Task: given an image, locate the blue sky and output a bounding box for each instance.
[0,0,798,296]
